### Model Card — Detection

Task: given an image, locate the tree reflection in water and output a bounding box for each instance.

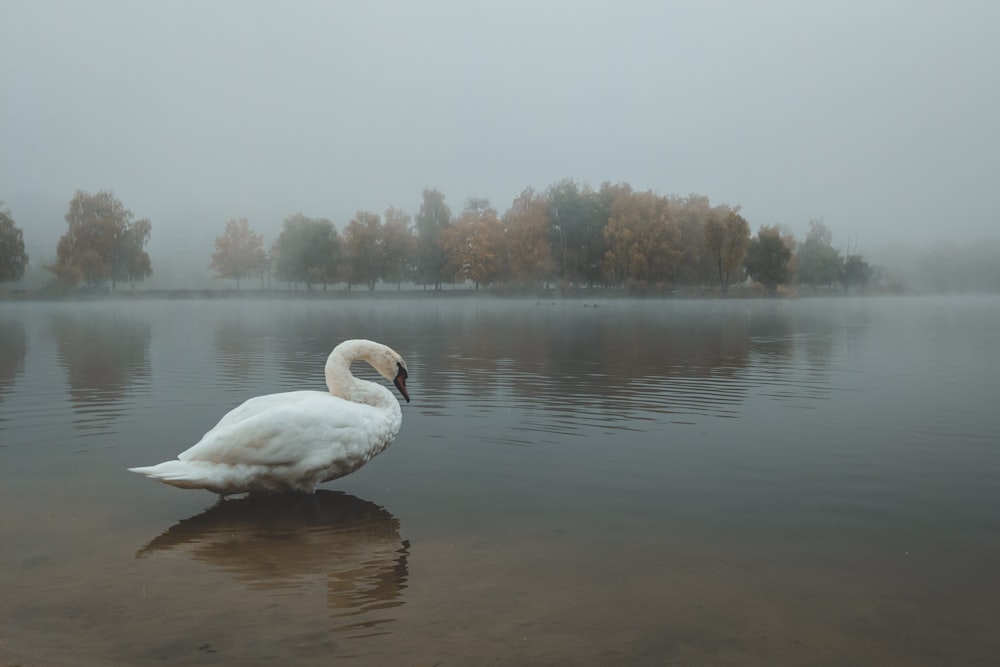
[137,491,409,639]
[209,299,843,431]
[0,319,26,404]
[50,312,151,432]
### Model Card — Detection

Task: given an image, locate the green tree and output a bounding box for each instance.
[414,188,452,289]
[840,254,872,293]
[114,217,152,289]
[546,179,609,286]
[343,211,384,291]
[50,190,153,290]
[381,206,416,289]
[0,203,29,283]
[272,214,340,290]
[209,218,267,289]
[796,219,843,287]
[745,225,793,294]
[703,208,750,295]
[301,216,340,289]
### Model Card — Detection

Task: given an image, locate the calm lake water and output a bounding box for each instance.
[1,296,998,666]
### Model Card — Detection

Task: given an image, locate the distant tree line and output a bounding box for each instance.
[208,180,874,295]
[2,183,881,295]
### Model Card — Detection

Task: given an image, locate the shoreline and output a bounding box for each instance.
[0,284,913,302]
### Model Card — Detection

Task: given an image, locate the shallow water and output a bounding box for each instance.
[1,296,998,666]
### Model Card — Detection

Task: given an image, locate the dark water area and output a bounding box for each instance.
[1,296,998,666]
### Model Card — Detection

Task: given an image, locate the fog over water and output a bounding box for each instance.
[2,1,999,287]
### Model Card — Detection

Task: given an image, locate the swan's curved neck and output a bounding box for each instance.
[324,340,394,408]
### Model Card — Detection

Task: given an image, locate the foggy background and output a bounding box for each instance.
[2,0,998,288]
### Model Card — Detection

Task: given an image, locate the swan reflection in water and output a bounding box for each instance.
[137,491,409,638]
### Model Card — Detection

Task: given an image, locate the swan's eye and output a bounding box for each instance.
[396,362,408,379]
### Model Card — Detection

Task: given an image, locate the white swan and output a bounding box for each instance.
[129,339,409,496]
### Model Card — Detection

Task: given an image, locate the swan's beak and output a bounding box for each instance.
[393,364,410,403]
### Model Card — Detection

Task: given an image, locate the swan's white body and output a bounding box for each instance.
[129,339,409,495]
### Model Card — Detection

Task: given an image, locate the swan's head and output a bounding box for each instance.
[370,345,410,403]
[330,339,411,403]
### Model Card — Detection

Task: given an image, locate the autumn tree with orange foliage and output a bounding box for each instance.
[503,187,553,287]
[602,188,681,287]
[50,190,153,290]
[441,198,505,289]
[209,218,267,289]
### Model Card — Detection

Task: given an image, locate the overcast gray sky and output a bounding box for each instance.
[2,0,998,272]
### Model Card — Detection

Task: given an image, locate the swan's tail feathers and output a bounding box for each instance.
[128,460,220,490]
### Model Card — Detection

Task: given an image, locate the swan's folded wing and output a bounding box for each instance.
[211,391,324,430]
[178,393,389,468]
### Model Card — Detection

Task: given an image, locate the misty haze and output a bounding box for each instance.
[2,2,1000,666]
[2,2,998,296]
